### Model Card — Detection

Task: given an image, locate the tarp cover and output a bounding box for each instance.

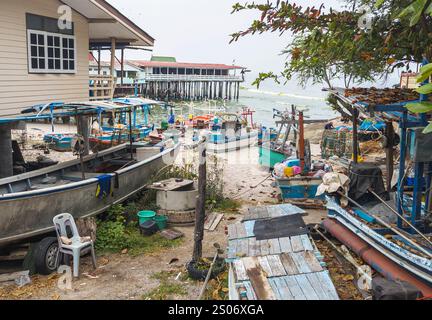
[348,163,387,204]
[372,277,423,300]
[253,214,308,241]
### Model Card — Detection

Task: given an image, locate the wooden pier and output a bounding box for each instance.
[227,204,339,300]
[128,59,245,101]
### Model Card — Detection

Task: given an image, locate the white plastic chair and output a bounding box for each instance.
[53,213,97,278]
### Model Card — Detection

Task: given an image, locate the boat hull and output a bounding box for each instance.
[206,132,258,154]
[0,144,180,247]
[276,176,323,200]
[325,196,432,286]
[259,146,286,168]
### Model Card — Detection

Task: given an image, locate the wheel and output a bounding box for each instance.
[186,258,226,281]
[34,237,59,275]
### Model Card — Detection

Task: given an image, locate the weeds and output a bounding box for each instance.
[142,271,188,300]
[95,203,183,255]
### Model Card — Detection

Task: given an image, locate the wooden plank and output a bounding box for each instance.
[272,277,294,300]
[237,239,249,258]
[243,281,257,300]
[227,224,238,241]
[204,213,217,230]
[266,255,286,277]
[305,273,331,300]
[280,253,299,276]
[0,270,29,283]
[291,252,312,274]
[278,237,293,253]
[300,234,314,251]
[243,220,255,238]
[243,257,276,300]
[280,203,306,215]
[248,238,259,257]
[268,238,281,255]
[227,239,238,259]
[257,256,273,277]
[209,213,224,231]
[295,274,320,300]
[315,271,340,300]
[235,223,248,239]
[266,206,284,218]
[303,251,323,273]
[268,278,283,300]
[259,240,270,256]
[290,236,304,252]
[233,259,248,281]
[147,178,194,191]
[282,275,307,300]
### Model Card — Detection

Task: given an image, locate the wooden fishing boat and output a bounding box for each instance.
[0,142,180,249]
[89,126,153,151]
[258,127,278,146]
[259,142,293,169]
[206,130,258,153]
[43,133,75,152]
[326,196,432,286]
[204,113,258,153]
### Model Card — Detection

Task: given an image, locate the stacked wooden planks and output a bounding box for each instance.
[227,204,339,300]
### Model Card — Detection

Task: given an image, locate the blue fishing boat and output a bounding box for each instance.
[43,133,75,152]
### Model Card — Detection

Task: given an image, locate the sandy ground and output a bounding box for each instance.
[0,122,351,300]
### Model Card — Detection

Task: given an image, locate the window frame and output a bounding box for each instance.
[27,29,77,74]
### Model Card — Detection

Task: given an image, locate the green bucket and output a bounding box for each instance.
[137,211,156,225]
[153,215,168,230]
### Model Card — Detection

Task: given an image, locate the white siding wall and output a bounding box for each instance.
[0,0,89,117]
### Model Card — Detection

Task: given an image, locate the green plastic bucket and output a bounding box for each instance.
[137,211,156,225]
[153,215,168,230]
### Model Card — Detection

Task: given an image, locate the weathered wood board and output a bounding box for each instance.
[204,213,223,231]
[244,204,305,222]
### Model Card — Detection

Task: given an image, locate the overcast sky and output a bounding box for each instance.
[107,0,345,82]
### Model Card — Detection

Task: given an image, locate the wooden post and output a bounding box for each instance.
[129,109,134,160]
[120,48,125,86]
[192,138,207,262]
[76,116,90,156]
[97,47,101,74]
[352,109,359,164]
[110,38,116,77]
[0,124,13,179]
[298,111,305,172]
[385,121,395,193]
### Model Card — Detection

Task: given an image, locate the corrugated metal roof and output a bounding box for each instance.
[128,60,245,70]
[151,56,177,62]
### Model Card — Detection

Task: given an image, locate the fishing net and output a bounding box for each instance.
[321,129,354,159]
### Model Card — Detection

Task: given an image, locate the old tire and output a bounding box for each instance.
[186,258,226,281]
[34,237,59,275]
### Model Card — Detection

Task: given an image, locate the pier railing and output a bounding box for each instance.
[89,75,116,101]
[138,74,243,82]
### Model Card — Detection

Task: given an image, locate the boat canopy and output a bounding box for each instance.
[0,98,164,125]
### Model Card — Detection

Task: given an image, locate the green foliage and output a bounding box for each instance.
[405,62,432,133]
[230,1,432,88]
[406,101,432,113]
[213,198,241,213]
[95,220,128,252]
[96,221,183,255]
